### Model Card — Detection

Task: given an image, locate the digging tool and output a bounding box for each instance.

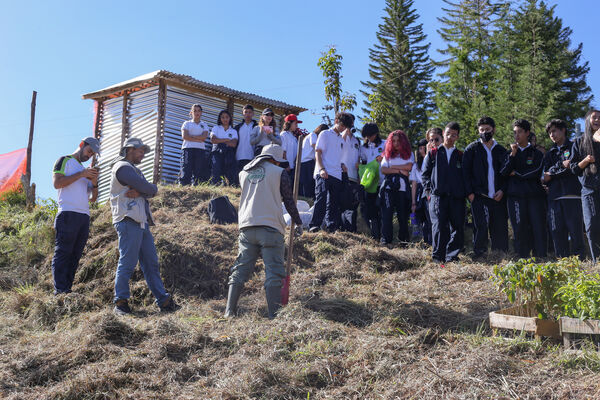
[281,131,306,305]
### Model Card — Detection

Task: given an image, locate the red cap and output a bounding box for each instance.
[284,114,302,123]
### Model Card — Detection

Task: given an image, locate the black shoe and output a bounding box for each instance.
[159,296,179,313]
[446,256,460,263]
[114,299,132,315]
[309,226,320,233]
[471,252,485,261]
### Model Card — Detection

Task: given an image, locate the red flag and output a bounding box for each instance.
[0,148,27,194]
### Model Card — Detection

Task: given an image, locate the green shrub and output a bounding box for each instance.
[556,273,600,320]
[490,257,583,319]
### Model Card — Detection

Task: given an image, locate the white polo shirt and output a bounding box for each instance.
[313,128,344,180]
[236,122,256,161]
[341,133,361,182]
[211,125,238,141]
[181,120,210,150]
[381,153,414,192]
[301,132,317,163]
[410,163,422,184]
[53,155,92,215]
[280,131,298,168]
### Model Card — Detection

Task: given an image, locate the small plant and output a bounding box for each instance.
[556,273,600,320]
[490,257,582,319]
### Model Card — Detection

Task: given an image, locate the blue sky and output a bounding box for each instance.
[1,0,597,200]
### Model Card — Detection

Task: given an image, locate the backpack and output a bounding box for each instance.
[208,196,238,224]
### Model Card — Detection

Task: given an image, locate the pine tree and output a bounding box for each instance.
[495,0,592,146]
[361,0,433,144]
[432,0,508,146]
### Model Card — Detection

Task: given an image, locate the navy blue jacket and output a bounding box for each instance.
[500,145,545,198]
[422,146,466,198]
[570,136,600,193]
[462,140,508,196]
[542,140,581,200]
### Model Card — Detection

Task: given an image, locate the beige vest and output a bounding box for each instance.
[110,160,153,228]
[238,160,286,235]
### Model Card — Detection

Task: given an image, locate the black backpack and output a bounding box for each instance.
[208,196,238,224]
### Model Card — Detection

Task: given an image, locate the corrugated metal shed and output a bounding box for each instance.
[83,70,306,202]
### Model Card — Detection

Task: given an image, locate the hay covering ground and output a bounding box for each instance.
[1,185,600,399]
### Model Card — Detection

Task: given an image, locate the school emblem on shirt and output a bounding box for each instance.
[228,133,232,138]
[354,143,359,149]
[526,156,533,165]
[563,150,570,158]
[378,147,382,152]
[247,166,265,183]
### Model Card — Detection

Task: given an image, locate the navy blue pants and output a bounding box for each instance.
[471,195,509,256]
[211,149,237,186]
[299,160,316,199]
[582,190,600,263]
[179,148,210,185]
[361,190,381,240]
[51,211,90,294]
[429,195,465,262]
[548,198,585,259]
[233,159,251,187]
[309,176,342,232]
[507,196,547,258]
[416,196,432,245]
[340,180,361,233]
[380,189,409,244]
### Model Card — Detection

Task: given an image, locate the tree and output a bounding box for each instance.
[317,46,357,124]
[432,0,508,146]
[361,0,433,143]
[492,0,592,146]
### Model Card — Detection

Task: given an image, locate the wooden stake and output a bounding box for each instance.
[21,91,37,209]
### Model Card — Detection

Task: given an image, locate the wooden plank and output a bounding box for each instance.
[535,319,561,339]
[560,316,600,335]
[153,79,166,184]
[121,92,129,146]
[489,311,537,332]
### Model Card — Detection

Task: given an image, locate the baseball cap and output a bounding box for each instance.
[262,108,275,116]
[120,137,151,156]
[244,144,287,170]
[81,137,101,154]
[284,114,302,123]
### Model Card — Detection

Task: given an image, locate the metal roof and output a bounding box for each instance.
[81,70,306,113]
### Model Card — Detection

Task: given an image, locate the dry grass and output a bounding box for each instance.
[2,185,600,399]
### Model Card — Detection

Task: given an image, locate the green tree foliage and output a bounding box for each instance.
[317,46,357,124]
[432,0,508,147]
[491,0,592,146]
[361,0,433,143]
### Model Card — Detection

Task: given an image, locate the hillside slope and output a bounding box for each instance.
[1,185,599,399]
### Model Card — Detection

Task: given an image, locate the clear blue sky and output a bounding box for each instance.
[1,0,597,200]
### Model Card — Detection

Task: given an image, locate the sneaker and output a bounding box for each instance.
[114,299,131,315]
[309,226,320,233]
[159,296,179,313]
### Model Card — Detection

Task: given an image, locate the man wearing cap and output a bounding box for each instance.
[224,144,303,319]
[280,114,302,184]
[110,137,177,315]
[51,137,100,294]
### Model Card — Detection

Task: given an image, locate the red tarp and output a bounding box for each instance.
[0,148,27,194]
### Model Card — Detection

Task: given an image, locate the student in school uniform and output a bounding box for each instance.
[500,118,547,258]
[340,117,361,232]
[379,130,414,245]
[542,119,585,259]
[210,110,238,186]
[308,112,354,233]
[570,109,600,262]
[422,122,466,262]
[411,139,432,245]
[463,116,509,259]
[359,122,385,241]
[299,124,328,199]
[280,114,301,184]
[234,104,259,182]
[179,104,211,185]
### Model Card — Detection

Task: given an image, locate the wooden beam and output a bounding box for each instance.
[22,90,37,209]
[153,79,166,184]
[91,100,103,168]
[121,92,129,146]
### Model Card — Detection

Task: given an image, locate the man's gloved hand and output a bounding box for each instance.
[294,224,303,237]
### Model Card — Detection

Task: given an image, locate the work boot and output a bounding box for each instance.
[159,296,179,313]
[265,286,283,319]
[114,299,131,315]
[224,284,243,318]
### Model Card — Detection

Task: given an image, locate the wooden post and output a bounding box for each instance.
[121,92,129,146]
[21,91,37,209]
[153,80,166,184]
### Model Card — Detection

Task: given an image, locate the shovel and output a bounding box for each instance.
[281,132,306,305]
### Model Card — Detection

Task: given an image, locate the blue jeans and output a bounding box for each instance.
[51,211,90,294]
[114,218,169,305]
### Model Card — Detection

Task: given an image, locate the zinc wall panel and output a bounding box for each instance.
[96,96,124,203]
[128,86,159,184]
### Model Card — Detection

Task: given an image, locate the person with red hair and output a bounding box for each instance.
[379,130,414,245]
